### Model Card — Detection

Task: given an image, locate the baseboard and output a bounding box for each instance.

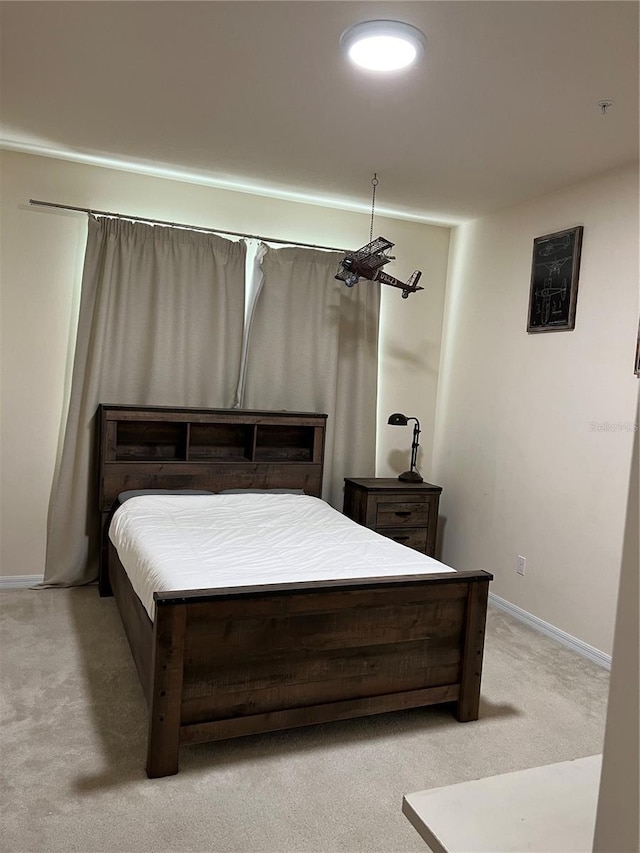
[489,593,611,671]
[0,575,44,589]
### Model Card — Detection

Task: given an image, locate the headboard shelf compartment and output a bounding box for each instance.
[255,424,315,462]
[114,421,189,461]
[188,423,253,461]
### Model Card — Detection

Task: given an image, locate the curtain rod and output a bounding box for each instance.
[28,199,349,253]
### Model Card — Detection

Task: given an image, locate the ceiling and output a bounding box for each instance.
[1,1,637,225]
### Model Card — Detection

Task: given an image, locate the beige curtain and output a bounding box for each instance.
[43,217,245,586]
[242,245,380,509]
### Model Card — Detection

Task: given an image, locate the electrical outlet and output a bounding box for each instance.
[517,555,526,576]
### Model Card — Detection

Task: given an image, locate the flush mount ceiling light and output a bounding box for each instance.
[340,20,426,72]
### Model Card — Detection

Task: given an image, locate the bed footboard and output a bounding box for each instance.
[140,569,491,778]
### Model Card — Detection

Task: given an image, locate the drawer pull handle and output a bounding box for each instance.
[394,511,412,517]
[393,535,410,542]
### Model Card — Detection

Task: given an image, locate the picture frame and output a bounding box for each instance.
[527,225,583,333]
[635,319,640,377]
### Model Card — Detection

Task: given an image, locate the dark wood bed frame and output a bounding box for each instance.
[98,405,493,778]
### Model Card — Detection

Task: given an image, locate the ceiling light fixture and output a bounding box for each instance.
[341,20,426,72]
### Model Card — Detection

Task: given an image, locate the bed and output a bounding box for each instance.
[98,404,493,778]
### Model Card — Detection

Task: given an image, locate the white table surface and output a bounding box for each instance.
[402,754,602,853]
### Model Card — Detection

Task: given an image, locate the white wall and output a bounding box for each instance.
[433,165,639,654]
[0,150,450,579]
[593,391,639,852]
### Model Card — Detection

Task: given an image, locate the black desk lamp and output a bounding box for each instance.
[388,413,423,482]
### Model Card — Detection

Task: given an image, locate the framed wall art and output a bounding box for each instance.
[527,225,583,333]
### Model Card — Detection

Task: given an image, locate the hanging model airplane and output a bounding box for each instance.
[335,237,424,298]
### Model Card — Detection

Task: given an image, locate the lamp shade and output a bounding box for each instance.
[388,412,409,426]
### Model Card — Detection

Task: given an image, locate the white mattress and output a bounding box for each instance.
[109,493,455,620]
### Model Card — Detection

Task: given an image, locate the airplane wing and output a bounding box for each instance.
[352,236,394,260]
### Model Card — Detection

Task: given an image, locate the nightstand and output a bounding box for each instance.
[343,477,442,557]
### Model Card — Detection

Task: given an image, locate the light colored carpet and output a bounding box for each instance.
[1,588,609,853]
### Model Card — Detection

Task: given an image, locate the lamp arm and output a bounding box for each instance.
[409,418,421,473]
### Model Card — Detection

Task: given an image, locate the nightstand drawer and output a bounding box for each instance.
[376,501,429,528]
[376,527,428,551]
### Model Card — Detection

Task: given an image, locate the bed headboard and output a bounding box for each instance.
[97,404,327,594]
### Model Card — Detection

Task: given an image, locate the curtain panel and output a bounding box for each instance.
[43,217,246,586]
[241,244,381,509]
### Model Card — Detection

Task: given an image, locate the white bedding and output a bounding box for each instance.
[109,493,455,620]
